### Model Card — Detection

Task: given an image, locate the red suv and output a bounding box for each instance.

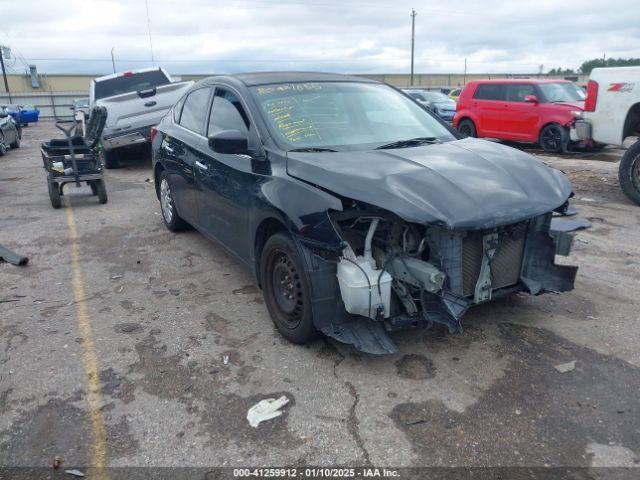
[453,79,586,153]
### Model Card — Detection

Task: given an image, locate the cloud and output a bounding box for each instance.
[3,0,639,75]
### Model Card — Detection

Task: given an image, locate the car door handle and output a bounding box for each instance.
[195,160,208,171]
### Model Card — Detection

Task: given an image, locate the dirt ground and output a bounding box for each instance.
[1,121,638,475]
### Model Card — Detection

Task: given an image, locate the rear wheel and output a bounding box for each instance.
[101,148,120,169]
[457,119,477,138]
[0,133,6,156]
[539,123,569,153]
[95,178,108,204]
[159,172,188,231]
[618,140,640,205]
[260,233,318,344]
[48,180,62,209]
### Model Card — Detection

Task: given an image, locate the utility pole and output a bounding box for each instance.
[463,58,467,85]
[111,47,116,73]
[0,46,11,102]
[410,9,417,86]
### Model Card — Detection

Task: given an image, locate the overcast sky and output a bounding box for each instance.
[2,0,639,76]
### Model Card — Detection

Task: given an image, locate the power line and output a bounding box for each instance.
[144,0,156,65]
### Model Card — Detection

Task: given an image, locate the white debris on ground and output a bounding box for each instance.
[247,396,290,428]
[554,360,577,373]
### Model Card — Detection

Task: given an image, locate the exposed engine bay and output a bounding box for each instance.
[298,200,583,354]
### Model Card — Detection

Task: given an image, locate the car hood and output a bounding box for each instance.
[432,101,456,110]
[551,101,584,110]
[286,138,572,229]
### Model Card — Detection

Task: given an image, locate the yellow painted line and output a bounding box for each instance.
[65,200,108,477]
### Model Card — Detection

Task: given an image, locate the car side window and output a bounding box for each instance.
[179,88,211,134]
[473,84,505,101]
[505,84,535,102]
[173,95,187,123]
[207,88,250,136]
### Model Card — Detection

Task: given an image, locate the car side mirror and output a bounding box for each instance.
[524,95,538,103]
[208,130,248,155]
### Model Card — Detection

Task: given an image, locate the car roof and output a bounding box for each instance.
[201,71,380,87]
[467,79,571,85]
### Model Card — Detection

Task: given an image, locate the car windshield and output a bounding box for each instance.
[94,70,170,100]
[422,91,450,102]
[251,82,455,150]
[538,82,586,103]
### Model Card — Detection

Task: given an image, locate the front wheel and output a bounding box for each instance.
[48,180,62,209]
[9,134,20,149]
[0,133,6,156]
[539,123,569,153]
[260,233,318,344]
[618,140,640,205]
[457,119,477,138]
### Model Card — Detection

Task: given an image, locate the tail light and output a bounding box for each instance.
[150,126,158,143]
[584,80,598,112]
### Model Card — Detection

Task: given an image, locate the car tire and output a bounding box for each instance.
[89,180,98,196]
[101,148,120,169]
[457,119,477,138]
[260,232,319,344]
[95,178,108,204]
[539,123,569,153]
[48,180,62,209]
[10,134,20,149]
[159,171,188,231]
[618,140,640,206]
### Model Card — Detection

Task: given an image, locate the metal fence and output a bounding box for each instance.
[0,91,88,119]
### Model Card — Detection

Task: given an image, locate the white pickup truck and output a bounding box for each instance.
[90,67,193,168]
[575,66,640,204]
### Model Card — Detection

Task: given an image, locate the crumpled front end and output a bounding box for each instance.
[296,203,586,354]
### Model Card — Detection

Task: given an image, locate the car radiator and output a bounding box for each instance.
[461,222,528,297]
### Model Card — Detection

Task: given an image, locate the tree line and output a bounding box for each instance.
[548,57,640,75]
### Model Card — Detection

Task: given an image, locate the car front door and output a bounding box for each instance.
[195,86,256,258]
[164,87,212,225]
[472,83,506,137]
[503,83,539,141]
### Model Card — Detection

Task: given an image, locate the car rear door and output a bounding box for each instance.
[194,86,255,258]
[163,87,212,225]
[503,83,539,141]
[471,83,506,137]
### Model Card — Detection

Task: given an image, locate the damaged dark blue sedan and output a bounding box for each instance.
[151,72,584,354]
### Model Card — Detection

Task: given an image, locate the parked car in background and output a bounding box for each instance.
[403,89,457,122]
[0,108,21,155]
[575,66,640,204]
[453,79,586,153]
[17,104,39,125]
[448,88,462,101]
[1,104,39,126]
[151,72,584,354]
[90,67,193,168]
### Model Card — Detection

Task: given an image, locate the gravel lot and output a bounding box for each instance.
[1,121,638,474]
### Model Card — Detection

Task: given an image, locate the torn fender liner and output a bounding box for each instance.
[287,137,572,229]
[327,317,398,355]
[293,235,399,354]
[521,215,578,294]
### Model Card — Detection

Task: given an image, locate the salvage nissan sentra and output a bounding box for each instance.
[151,72,585,354]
